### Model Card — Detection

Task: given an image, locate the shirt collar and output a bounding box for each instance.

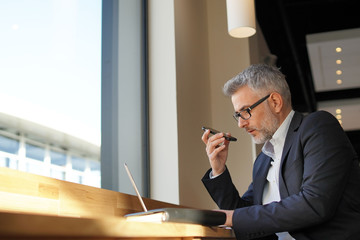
[262,110,295,159]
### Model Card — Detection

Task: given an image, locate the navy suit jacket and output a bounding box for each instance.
[202,111,360,240]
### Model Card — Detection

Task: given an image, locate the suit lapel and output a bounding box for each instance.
[279,111,303,198]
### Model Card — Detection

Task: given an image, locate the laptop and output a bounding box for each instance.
[123,163,226,226]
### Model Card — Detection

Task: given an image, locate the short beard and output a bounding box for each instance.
[252,103,279,144]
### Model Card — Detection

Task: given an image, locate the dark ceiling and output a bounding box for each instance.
[255,0,360,113]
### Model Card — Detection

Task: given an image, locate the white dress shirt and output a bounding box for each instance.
[262,110,295,240]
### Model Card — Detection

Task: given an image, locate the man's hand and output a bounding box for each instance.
[201,129,231,176]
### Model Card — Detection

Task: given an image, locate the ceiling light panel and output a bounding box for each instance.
[306,28,360,92]
[318,98,360,131]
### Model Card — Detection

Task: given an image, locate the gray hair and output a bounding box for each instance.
[223,64,292,106]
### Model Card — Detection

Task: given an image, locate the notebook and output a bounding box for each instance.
[123,163,226,226]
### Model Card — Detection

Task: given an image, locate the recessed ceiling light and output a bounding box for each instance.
[336,47,342,52]
[336,114,342,120]
[336,79,343,85]
[336,70,342,75]
[336,59,342,64]
[336,109,342,114]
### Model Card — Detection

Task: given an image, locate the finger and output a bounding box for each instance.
[206,133,225,147]
[207,137,225,153]
[208,141,226,158]
[201,129,211,144]
[204,131,223,148]
[224,136,231,146]
[210,144,226,156]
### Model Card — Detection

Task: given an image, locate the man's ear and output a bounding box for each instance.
[269,92,283,113]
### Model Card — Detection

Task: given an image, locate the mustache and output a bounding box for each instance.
[245,127,256,132]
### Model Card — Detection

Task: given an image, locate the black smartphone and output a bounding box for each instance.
[202,126,237,142]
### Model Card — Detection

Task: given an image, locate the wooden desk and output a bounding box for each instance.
[0,211,235,239]
[0,167,235,239]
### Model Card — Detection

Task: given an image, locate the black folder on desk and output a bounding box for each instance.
[123,163,226,226]
[125,207,226,226]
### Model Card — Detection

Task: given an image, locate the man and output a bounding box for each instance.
[201,64,360,240]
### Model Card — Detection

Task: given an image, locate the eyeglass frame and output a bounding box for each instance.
[233,94,271,121]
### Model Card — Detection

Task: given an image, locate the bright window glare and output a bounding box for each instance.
[0,0,102,145]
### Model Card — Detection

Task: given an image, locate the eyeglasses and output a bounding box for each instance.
[233,94,270,121]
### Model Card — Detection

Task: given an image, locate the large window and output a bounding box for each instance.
[0,0,102,187]
[0,0,148,193]
[0,130,100,187]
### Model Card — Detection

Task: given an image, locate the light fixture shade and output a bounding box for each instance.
[226,0,256,38]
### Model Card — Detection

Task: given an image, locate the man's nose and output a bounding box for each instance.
[238,118,248,128]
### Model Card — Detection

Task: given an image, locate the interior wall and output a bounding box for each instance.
[175,0,256,209]
[173,0,213,208]
[148,0,272,208]
[205,0,255,199]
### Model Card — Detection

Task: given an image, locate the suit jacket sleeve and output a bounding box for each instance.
[202,167,254,209]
